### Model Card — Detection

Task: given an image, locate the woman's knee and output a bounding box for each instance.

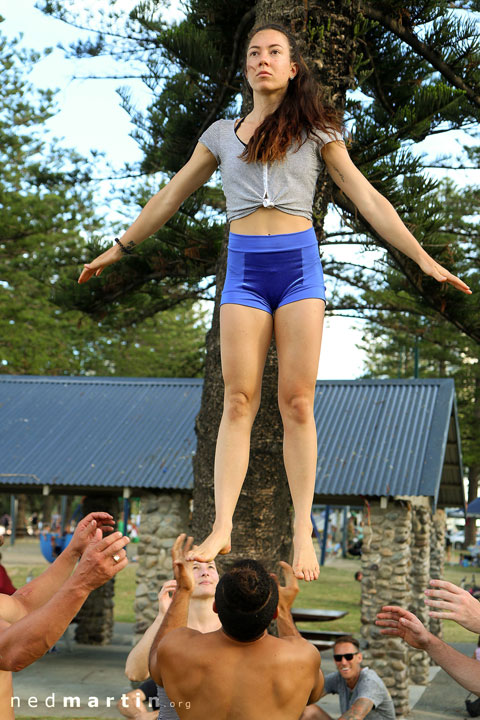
[223,389,259,421]
[279,391,314,424]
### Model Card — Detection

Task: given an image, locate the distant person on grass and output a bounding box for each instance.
[301,636,395,720]
[0,512,129,720]
[148,534,323,720]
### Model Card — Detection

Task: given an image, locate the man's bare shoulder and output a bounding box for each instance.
[158,627,202,650]
[277,635,318,651]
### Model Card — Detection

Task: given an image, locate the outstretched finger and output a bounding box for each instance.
[427,611,454,620]
[424,597,456,609]
[102,536,130,557]
[172,533,187,557]
[95,531,129,552]
[378,627,402,637]
[448,277,472,294]
[428,579,463,594]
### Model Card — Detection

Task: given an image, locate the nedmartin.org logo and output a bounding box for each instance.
[11,693,191,711]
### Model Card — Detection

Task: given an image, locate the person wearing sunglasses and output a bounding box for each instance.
[302,635,395,720]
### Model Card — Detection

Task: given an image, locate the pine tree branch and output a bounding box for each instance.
[357,37,395,117]
[72,74,169,81]
[38,5,152,45]
[190,8,255,155]
[361,3,480,108]
[422,164,480,170]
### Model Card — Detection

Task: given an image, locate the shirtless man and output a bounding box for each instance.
[0,512,129,720]
[119,560,221,718]
[148,534,323,720]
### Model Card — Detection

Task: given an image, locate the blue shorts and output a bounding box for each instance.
[221,227,326,314]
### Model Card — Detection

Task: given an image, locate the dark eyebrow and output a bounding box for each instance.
[249,43,284,50]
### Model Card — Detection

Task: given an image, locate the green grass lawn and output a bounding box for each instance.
[7,552,479,645]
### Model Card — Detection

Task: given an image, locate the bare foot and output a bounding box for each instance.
[292,528,319,582]
[187,527,232,562]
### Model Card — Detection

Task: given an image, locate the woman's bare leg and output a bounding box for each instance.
[275,299,325,581]
[190,303,273,562]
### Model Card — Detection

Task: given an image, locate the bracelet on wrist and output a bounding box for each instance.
[114,237,133,255]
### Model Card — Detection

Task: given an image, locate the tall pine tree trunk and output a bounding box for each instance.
[192,0,358,574]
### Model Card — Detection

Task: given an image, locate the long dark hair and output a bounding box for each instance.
[242,23,342,163]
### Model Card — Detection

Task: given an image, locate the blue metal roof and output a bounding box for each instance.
[314,379,464,508]
[0,376,202,491]
[0,376,463,506]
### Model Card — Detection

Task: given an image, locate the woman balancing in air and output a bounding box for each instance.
[79,23,471,581]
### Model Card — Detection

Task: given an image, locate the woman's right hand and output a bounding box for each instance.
[78,244,123,284]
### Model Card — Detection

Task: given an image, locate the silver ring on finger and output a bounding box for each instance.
[113,554,121,563]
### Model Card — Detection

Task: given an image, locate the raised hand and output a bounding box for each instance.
[158,579,178,613]
[171,534,195,593]
[273,561,299,612]
[425,579,480,633]
[375,605,431,650]
[74,529,129,591]
[68,512,115,558]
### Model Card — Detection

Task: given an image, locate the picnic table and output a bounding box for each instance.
[291,608,348,651]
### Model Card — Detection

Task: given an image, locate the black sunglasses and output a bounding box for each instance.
[334,652,359,662]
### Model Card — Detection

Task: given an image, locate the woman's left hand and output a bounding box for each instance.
[417,253,472,295]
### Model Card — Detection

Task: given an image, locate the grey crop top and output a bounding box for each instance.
[198,119,343,222]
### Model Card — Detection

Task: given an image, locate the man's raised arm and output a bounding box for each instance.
[0,529,128,671]
[125,580,175,681]
[148,535,196,686]
[4,512,115,623]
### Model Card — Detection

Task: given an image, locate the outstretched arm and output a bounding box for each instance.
[149,535,196,686]
[3,512,115,622]
[125,580,176,681]
[322,141,471,295]
[0,529,128,671]
[376,604,480,695]
[78,144,218,283]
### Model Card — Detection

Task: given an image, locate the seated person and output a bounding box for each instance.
[376,578,480,696]
[302,636,395,720]
[119,561,220,718]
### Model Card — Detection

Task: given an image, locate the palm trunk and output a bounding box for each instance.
[192,0,358,574]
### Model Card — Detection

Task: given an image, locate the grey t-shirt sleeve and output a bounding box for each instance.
[314,126,343,155]
[198,121,222,163]
[355,670,391,709]
[323,671,341,695]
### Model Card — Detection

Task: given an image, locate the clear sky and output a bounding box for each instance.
[3,1,473,381]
